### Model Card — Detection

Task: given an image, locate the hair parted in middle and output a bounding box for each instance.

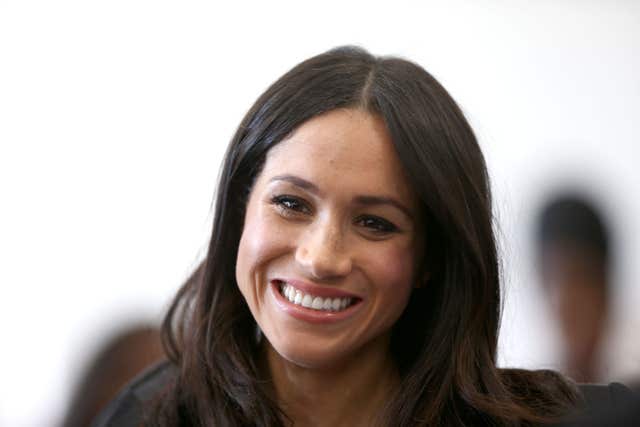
[154,46,580,426]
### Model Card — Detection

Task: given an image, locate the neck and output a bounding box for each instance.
[263,335,399,427]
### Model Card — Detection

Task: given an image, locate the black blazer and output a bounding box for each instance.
[560,383,640,427]
[92,361,637,427]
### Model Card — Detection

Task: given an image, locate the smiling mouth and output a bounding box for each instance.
[277,281,357,312]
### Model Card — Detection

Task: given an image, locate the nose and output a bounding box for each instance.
[295,218,352,280]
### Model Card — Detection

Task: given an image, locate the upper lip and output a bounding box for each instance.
[272,278,362,300]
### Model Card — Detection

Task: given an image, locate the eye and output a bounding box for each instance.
[355,215,398,235]
[271,195,312,216]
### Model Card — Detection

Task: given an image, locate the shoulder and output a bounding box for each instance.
[562,382,640,426]
[498,369,638,426]
[91,360,177,427]
[577,382,636,410]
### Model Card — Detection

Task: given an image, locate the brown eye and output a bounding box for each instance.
[355,215,398,234]
[271,195,312,215]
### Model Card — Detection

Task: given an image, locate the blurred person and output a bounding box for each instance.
[94,47,633,426]
[560,385,640,427]
[61,324,164,427]
[536,194,612,383]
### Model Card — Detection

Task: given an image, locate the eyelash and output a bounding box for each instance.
[270,195,399,235]
[271,195,311,215]
[354,215,398,234]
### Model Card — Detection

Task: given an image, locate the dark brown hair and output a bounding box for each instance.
[152,46,580,426]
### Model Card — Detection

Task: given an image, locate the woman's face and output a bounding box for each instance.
[235,108,423,369]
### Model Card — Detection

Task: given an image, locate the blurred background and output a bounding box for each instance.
[0,0,638,425]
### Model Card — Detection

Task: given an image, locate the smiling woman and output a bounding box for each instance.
[236,110,421,376]
[93,47,616,426]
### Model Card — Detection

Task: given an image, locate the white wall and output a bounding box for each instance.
[1,1,638,425]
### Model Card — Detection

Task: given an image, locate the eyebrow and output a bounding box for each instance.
[269,174,414,221]
[352,195,414,221]
[270,174,321,194]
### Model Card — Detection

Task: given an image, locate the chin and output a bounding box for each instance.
[267,333,354,370]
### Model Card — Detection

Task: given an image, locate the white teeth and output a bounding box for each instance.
[279,283,353,312]
[301,294,313,308]
[312,297,323,310]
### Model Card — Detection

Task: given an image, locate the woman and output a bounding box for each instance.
[94,46,626,427]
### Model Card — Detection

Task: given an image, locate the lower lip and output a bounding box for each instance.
[270,282,362,324]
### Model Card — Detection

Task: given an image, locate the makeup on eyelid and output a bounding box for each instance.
[235,108,421,369]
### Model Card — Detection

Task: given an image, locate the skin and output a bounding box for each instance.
[541,243,608,382]
[235,108,423,426]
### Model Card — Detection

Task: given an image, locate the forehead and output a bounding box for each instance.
[262,109,416,203]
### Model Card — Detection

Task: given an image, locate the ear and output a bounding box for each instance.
[414,271,430,289]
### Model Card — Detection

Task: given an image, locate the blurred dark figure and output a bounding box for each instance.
[561,385,640,426]
[536,194,612,383]
[60,324,165,427]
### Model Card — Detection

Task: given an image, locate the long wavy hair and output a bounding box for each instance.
[151,46,580,426]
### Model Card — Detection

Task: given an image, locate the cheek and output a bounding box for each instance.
[367,243,417,299]
[235,206,292,292]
